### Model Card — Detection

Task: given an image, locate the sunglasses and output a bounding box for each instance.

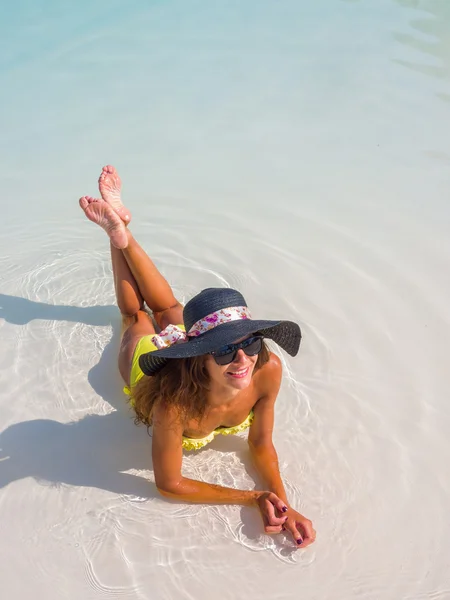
[210,335,263,366]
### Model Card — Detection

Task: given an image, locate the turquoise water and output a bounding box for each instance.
[1,1,450,599]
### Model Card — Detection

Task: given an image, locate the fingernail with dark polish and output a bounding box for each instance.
[297,539,303,545]
[282,506,288,513]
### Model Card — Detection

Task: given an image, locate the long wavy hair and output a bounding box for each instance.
[132,340,271,429]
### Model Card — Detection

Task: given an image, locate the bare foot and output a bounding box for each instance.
[79,196,128,249]
[98,165,131,224]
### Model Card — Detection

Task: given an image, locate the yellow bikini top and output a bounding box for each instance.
[182,411,254,451]
[127,389,254,451]
[124,330,253,450]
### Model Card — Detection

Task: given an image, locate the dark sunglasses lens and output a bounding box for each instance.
[213,351,236,366]
[243,337,263,356]
[212,337,263,365]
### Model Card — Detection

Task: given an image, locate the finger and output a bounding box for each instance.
[267,493,288,515]
[296,522,316,548]
[296,535,314,548]
[298,519,316,542]
[265,500,288,526]
[265,524,283,534]
[284,521,304,548]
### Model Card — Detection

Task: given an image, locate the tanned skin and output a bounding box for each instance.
[78,165,316,549]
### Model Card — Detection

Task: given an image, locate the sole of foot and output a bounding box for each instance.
[79,196,128,249]
[98,165,131,224]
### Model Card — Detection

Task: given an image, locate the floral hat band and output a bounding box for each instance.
[151,306,252,350]
[139,287,302,376]
[189,306,251,336]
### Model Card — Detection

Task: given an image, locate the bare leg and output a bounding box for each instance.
[122,229,184,329]
[109,233,184,384]
[96,164,183,329]
[110,242,144,317]
[79,192,181,384]
[109,241,156,384]
[80,193,182,325]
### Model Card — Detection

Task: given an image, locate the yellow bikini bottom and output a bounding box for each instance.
[124,331,254,451]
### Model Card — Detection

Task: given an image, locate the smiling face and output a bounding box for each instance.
[205,336,259,392]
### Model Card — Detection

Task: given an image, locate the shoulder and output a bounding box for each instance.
[254,352,282,397]
[259,351,282,377]
[152,400,185,433]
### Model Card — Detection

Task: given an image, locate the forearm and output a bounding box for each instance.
[157,476,261,505]
[249,442,288,505]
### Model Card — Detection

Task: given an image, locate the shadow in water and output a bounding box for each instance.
[0,294,158,498]
[0,294,260,504]
[0,292,116,326]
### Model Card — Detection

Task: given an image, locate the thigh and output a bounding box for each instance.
[118,310,156,385]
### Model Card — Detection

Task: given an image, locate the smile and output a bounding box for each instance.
[226,367,250,379]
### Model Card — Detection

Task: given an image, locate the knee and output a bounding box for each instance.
[120,306,147,319]
[120,310,138,318]
[153,301,183,316]
[120,314,135,333]
[154,302,184,329]
[120,310,146,329]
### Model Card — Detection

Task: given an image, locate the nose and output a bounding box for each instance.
[232,349,248,365]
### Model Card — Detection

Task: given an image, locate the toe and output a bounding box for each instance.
[79,196,89,210]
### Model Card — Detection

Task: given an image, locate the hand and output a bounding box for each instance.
[255,493,316,549]
[255,491,290,533]
[282,507,316,549]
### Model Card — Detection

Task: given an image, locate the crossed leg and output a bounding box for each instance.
[80,166,184,386]
[114,231,183,384]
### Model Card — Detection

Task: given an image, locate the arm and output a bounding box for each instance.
[248,354,316,547]
[248,354,287,504]
[151,404,286,515]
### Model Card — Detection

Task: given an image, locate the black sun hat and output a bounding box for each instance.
[139,287,301,376]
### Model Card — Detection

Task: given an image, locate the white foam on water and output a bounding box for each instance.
[1,0,450,598]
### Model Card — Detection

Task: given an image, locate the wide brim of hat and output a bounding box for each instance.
[139,319,301,376]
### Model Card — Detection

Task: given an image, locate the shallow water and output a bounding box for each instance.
[1,0,450,598]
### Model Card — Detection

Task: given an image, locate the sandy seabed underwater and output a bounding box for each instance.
[1,1,450,599]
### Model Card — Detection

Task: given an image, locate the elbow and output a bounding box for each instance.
[156,485,172,498]
[156,478,184,498]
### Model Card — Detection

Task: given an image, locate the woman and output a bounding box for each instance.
[79,165,316,549]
